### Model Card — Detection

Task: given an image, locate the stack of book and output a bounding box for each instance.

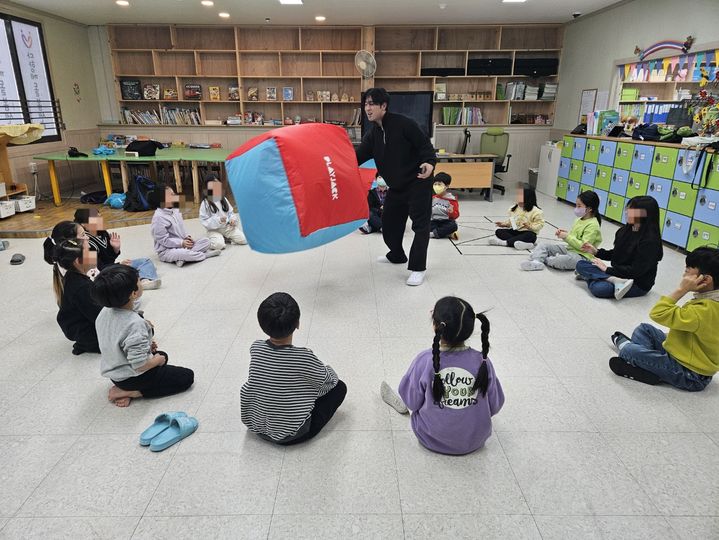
[161,107,201,125]
[442,106,484,125]
[541,83,557,101]
[524,84,539,100]
[121,108,161,125]
[505,81,526,100]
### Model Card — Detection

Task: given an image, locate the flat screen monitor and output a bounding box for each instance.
[361,90,434,138]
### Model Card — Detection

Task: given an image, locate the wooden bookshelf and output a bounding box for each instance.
[108,23,562,127]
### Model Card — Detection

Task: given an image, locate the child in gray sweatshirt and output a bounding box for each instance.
[92,264,194,407]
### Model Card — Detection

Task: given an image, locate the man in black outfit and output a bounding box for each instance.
[356,88,436,286]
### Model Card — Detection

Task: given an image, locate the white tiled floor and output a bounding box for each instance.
[1,192,718,540]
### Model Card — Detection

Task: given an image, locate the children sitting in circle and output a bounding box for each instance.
[359,174,387,234]
[520,190,602,271]
[490,184,545,249]
[74,208,161,290]
[92,264,194,407]
[43,221,101,355]
[430,172,460,240]
[576,195,663,300]
[380,296,504,455]
[149,185,220,267]
[241,292,347,445]
[609,246,719,391]
[199,173,247,250]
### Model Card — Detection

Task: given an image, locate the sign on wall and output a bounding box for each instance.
[0,21,21,124]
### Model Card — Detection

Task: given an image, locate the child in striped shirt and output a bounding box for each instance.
[240,292,347,444]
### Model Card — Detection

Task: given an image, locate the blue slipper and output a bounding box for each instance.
[139,411,187,446]
[149,416,198,452]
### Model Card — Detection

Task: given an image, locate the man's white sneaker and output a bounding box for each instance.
[406,271,425,286]
[380,381,408,414]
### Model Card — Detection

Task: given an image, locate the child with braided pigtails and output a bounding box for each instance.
[379,296,505,455]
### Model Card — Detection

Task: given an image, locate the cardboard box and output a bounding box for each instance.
[0,200,15,218]
[12,195,36,212]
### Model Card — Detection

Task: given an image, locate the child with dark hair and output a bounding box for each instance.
[359,174,387,234]
[92,264,194,407]
[577,195,663,300]
[609,246,719,391]
[199,173,247,250]
[149,185,220,267]
[42,221,101,355]
[430,172,460,240]
[74,208,161,290]
[240,292,346,444]
[520,190,602,271]
[490,184,545,249]
[380,296,504,455]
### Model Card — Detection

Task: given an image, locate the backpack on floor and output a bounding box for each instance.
[123,175,157,212]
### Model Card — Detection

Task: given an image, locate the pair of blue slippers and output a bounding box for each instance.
[140,411,198,452]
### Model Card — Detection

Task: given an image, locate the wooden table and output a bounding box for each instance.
[33,147,230,206]
[434,152,498,199]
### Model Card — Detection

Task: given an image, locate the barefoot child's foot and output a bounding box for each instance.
[108,385,142,407]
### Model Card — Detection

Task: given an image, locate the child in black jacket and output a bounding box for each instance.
[359,175,388,234]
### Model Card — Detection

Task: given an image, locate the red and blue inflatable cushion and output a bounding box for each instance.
[226,124,369,253]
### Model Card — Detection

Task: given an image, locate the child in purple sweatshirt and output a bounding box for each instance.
[149,186,220,267]
[380,296,504,455]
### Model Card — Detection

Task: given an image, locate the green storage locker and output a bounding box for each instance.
[595,165,612,191]
[584,139,600,163]
[556,178,568,199]
[626,172,649,197]
[706,153,719,190]
[561,136,573,158]
[615,142,634,170]
[606,194,626,223]
[668,180,700,217]
[569,159,582,182]
[650,147,678,179]
[686,220,719,252]
[659,207,666,233]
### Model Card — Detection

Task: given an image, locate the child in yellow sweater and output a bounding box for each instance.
[520,190,602,271]
[490,184,545,249]
[610,246,719,391]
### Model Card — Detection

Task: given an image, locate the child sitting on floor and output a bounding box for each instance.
[520,190,602,271]
[42,221,101,355]
[199,173,247,250]
[359,174,387,234]
[490,184,545,249]
[149,185,220,267]
[240,292,347,445]
[380,296,504,455]
[609,246,719,392]
[92,264,194,407]
[430,172,460,240]
[74,208,161,290]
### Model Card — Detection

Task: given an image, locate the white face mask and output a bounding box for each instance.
[573,206,587,218]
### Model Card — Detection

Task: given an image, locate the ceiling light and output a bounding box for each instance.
[315,15,326,21]
[502,0,527,3]
[218,12,230,18]
[439,3,447,9]
[116,0,129,5]
[201,0,213,5]
[279,0,303,4]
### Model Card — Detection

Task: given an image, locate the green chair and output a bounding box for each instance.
[479,127,512,198]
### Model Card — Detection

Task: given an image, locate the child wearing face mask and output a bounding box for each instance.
[359,174,388,234]
[430,172,459,240]
[520,190,602,271]
[199,173,247,250]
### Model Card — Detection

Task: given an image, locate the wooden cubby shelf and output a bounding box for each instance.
[109,23,562,127]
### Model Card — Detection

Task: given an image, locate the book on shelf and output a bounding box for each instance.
[282,87,294,101]
[184,84,202,100]
[442,106,484,126]
[120,79,142,100]
[524,84,539,101]
[208,86,221,101]
[541,83,557,101]
[162,88,178,100]
[495,83,506,101]
[435,82,447,101]
[228,86,240,101]
[121,107,161,125]
[160,106,201,125]
[348,107,362,126]
[266,87,277,101]
[143,84,160,100]
[248,87,258,101]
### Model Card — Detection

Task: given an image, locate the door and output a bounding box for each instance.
[630,144,655,174]
[566,181,580,203]
[647,176,672,208]
[667,180,700,217]
[605,194,626,223]
[598,140,617,167]
[569,159,582,182]
[584,139,600,163]
[610,168,630,196]
[555,178,568,199]
[615,142,634,170]
[626,172,649,198]
[572,138,587,160]
[674,148,705,183]
[687,220,719,252]
[558,156,570,179]
[662,211,692,248]
[561,136,573,158]
[581,162,596,186]
[693,188,719,225]
[595,165,612,191]
[595,189,608,215]
[650,147,678,179]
